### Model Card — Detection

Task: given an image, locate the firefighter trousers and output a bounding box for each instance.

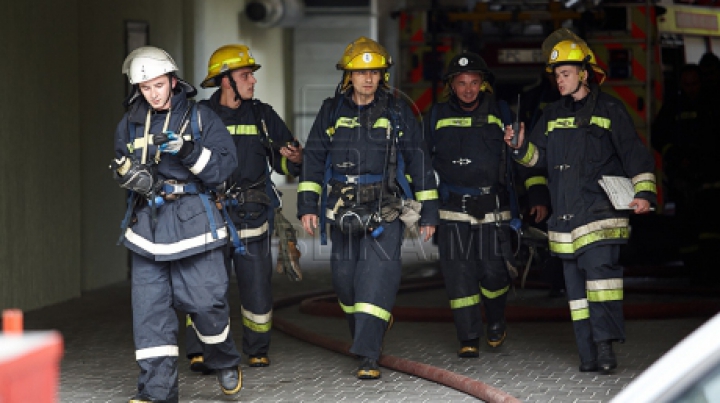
[330,219,403,361]
[562,244,624,365]
[131,249,241,402]
[437,221,510,342]
[186,233,273,358]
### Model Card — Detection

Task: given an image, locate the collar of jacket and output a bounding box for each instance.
[207,88,254,122]
[343,86,389,109]
[562,85,600,126]
[127,87,191,124]
[449,91,486,115]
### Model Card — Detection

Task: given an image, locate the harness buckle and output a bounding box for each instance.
[461,194,471,214]
[162,180,189,201]
[345,175,360,184]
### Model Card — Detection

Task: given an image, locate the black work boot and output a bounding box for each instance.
[357,357,381,380]
[217,366,242,395]
[486,320,507,348]
[189,354,214,374]
[597,341,617,374]
[248,355,270,367]
[457,338,480,358]
[579,361,599,372]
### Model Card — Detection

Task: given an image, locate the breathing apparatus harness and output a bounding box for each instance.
[115,100,246,255]
[318,87,413,245]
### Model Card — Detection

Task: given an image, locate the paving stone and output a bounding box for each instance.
[19,238,716,402]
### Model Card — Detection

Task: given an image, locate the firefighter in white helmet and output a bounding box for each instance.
[184,44,303,372]
[110,46,242,402]
[505,30,656,374]
[298,36,439,379]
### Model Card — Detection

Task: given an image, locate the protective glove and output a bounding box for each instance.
[156,131,184,155]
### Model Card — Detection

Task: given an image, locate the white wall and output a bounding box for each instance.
[191,0,288,119]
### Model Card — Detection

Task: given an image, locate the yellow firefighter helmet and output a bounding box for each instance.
[336,37,392,91]
[543,29,606,85]
[336,36,392,71]
[200,44,261,88]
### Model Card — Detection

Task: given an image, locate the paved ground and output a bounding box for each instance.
[20,237,717,402]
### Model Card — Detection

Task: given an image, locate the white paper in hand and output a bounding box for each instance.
[598,176,635,210]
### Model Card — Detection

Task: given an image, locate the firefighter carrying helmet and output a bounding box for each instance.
[336,37,392,91]
[122,46,196,105]
[201,44,261,88]
[543,29,606,85]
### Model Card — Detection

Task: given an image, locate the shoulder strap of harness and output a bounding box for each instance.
[249,99,282,212]
[385,92,413,200]
[249,100,272,150]
[319,93,346,245]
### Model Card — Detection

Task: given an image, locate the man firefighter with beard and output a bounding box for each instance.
[111,46,242,402]
[184,44,303,372]
[505,29,656,373]
[297,36,439,379]
[426,52,549,357]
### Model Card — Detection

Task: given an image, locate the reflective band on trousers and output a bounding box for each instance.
[569,299,590,321]
[450,294,480,309]
[136,345,179,361]
[481,285,509,299]
[338,300,392,322]
[587,278,624,302]
[191,322,231,345]
[439,210,512,225]
[241,306,272,333]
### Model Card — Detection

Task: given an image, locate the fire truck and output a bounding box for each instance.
[397,0,720,211]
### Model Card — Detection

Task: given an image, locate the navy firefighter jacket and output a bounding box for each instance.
[426,94,546,223]
[202,90,301,239]
[513,87,657,258]
[114,88,238,261]
[297,88,439,225]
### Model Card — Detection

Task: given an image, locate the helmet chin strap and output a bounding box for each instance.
[227,73,250,102]
[154,75,174,111]
[568,69,588,97]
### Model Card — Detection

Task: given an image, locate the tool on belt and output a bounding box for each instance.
[274,208,302,281]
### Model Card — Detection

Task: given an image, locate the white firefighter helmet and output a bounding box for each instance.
[122,46,179,84]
